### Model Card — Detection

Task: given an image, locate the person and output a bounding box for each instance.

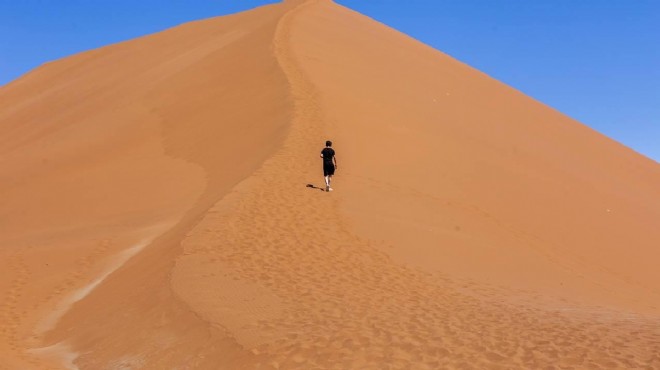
[320,140,337,192]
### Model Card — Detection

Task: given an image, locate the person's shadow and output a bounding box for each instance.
[306,184,326,192]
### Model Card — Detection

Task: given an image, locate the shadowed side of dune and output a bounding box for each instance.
[0,2,296,368]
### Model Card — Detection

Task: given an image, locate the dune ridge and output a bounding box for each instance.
[171,1,660,368]
[1,0,660,368]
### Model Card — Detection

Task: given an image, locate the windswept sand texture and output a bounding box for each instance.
[1,0,660,368]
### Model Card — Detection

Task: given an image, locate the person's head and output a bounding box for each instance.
[326,140,332,147]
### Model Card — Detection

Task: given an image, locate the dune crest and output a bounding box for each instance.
[1,0,660,368]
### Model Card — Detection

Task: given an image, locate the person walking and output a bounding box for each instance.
[320,140,337,192]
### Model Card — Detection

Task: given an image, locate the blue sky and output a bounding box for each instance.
[1,1,658,162]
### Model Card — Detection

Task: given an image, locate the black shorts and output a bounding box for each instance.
[323,162,335,176]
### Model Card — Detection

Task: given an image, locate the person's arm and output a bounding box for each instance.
[333,156,338,169]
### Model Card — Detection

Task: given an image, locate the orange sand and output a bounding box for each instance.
[1,0,659,368]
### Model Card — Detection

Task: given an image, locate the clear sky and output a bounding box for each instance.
[1,1,658,162]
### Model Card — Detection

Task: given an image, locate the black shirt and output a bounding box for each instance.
[321,147,335,164]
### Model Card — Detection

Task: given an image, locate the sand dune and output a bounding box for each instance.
[1,0,660,368]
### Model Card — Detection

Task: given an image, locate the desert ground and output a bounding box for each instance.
[1,0,660,368]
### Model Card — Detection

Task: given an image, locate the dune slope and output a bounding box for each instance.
[291,1,660,310]
[0,2,292,368]
[1,0,660,368]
